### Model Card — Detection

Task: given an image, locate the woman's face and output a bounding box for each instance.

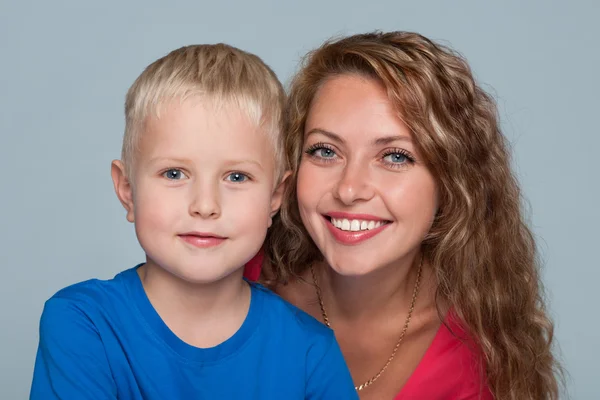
[297,74,438,276]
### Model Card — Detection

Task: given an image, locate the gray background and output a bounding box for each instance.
[1,0,597,398]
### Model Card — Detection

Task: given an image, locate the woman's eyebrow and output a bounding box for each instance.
[306,128,412,146]
[372,135,412,146]
[305,128,345,144]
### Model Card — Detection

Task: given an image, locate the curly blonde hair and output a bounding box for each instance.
[265,31,563,399]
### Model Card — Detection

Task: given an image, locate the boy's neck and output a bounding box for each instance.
[137,261,250,348]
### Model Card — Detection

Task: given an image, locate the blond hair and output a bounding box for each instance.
[265,31,563,399]
[122,43,285,179]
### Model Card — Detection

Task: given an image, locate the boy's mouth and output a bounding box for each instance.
[178,232,227,248]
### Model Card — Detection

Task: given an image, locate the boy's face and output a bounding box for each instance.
[113,97,284,284]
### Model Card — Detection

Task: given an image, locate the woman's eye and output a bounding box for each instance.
[226,172,249,183]
[316,148,336,158]
[163,169,188,180]
[306,145,338,159]
[383,152,408,164]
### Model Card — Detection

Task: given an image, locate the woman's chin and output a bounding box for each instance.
[325,259,382,277]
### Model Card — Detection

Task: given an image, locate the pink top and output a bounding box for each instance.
[395,312,493,399]
[243,252,493,399]
[243,252,263,282]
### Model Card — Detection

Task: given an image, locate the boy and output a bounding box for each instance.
[30,44,358,399]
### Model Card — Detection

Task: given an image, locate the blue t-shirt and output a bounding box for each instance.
[31,266,358,399]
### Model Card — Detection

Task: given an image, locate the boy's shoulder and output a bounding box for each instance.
[249,282,334,342]
[43,267,136,319]
[247,282,358,399]
[53,267,131,298]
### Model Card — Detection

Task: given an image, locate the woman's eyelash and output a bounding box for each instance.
[304,142,334,154]
[381,148,416,167]
[381,149,414,160]
[304,143,415,168]
[304,142,338,161]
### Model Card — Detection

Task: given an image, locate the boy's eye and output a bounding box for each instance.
[163,169,188,180]
[226,172,249,183]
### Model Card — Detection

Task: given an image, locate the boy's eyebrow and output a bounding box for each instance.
[223,159,264,171]
[148,157,264,171]
[306,128,412,145]
[148,157,192,165]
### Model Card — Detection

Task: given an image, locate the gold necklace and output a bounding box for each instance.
[310,256,423,392]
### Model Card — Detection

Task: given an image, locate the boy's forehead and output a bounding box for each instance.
[136,98,277,167]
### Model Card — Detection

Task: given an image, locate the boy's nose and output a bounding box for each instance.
[188,182,221,219]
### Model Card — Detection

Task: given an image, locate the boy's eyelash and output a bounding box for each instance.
[160,167,182,175]
[157,168,255,180]
[227,171,254,182]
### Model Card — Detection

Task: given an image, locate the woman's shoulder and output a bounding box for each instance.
[396,312,493,400]
[270,269,323,320]
[248,253,315,309]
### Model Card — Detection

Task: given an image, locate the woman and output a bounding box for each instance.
[262,31,562,399]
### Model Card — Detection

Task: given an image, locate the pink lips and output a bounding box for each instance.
[179,232,226,248]
[324,212,390,245]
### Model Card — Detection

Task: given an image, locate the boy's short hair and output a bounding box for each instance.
[123,43,285,180]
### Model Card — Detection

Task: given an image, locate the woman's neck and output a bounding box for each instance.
[316,250,429,325]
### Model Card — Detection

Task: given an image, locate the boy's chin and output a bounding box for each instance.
[171,266,245,286]
[144,260,245,286]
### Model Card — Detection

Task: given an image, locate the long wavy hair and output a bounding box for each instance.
[264,31,562,399]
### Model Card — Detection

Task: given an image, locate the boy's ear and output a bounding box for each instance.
[111,160,135,223]
[268,171,291,227]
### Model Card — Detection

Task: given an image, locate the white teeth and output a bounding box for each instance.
[330,218,386,232]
